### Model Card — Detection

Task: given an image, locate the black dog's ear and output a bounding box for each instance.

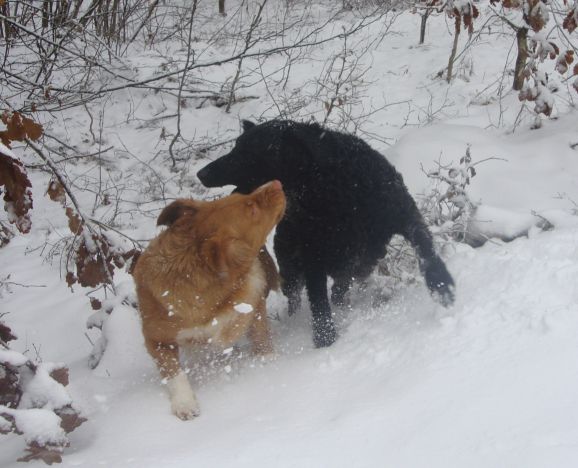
[157,199,200,226]
[241,120,256,132]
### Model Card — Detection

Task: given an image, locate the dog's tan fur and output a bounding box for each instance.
[133,181,285,419]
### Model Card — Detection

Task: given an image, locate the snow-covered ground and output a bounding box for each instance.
[2,1,578,466]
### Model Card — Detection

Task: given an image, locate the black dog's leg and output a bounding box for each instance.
[304,267,337,348]
[275,228,305,316]
[330,275,352,307]
[403,215,455,306]
[281,271,304,317]
[275,250,304,316]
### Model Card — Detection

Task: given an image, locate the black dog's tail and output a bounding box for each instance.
[401,213,455,307]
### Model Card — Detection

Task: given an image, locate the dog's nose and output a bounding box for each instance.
[197,166,209,183]
[255,180,283,193]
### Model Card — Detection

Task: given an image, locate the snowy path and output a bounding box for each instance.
[2,227,578,467]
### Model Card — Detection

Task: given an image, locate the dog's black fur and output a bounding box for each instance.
[197,120,455,347]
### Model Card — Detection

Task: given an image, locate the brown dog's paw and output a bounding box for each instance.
[171,398,201,420]
[167,372,201,420]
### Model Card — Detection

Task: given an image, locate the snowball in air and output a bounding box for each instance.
[234,303,253,314]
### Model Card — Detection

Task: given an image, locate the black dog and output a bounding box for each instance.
[197,120,455,347]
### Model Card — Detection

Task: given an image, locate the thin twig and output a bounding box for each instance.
[168,0,198,168]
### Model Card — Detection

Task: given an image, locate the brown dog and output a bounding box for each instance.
[133,180,286,419]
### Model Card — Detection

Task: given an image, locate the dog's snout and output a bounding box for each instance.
[270,180,282,191]
[197,166,210,184]
[256,179,283,193]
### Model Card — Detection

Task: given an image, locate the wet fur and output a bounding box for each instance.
[133,182,285,419]
[197,120,455,348]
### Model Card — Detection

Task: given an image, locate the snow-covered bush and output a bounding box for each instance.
[418,145,479,243]
[0,320,86,464]
[375,146,480,294]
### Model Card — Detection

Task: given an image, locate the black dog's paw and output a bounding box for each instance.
[286,294,302,317]
[424,257,455,307]
[431,280,455,307]
[313,321,337,348]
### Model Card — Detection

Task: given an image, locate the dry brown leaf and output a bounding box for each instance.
[0,150,33,234]
[527,0,547,32]
[46,179,66,206]
[22,116,43,141]
[0,112,44,147]
[0,364,22,408]
[557,57,569,74]
[563,9,578,33]
[65,272,77,287]
[75,236,112,288]
[65,207,83,234]
[55,406,87,433]
[50,367,69,387]
[17,443,64,465]
[501,0,522,7]
[549,42,560,60]
[90,297,102,310]
[0,322,17,344]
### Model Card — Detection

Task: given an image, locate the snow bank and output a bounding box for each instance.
[0,407,67,447]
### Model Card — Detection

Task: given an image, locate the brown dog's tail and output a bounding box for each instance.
[258,247,280,294]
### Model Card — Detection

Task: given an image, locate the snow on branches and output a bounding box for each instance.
[45,177,139,290]
[0,321,86,464]
[419,145,479,243]
[435,0,577,117]
[444,0,480,82]
[487,0,578,117]
[0,111,138,287]
[446,0,480,35]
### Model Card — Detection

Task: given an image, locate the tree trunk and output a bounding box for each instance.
[447,16,460,83]
[419,10,430,45]
[42,0,52,29]
[513,27,528,91]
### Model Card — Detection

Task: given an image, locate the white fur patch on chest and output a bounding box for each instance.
[244,259,267,302]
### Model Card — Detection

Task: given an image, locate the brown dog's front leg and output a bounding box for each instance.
[248,298,273,356]
[145,339,200,420]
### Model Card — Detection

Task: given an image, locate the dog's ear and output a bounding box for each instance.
[157,200,199,226]
[202,238,254,281]
[241,120,256,132]
[258,247,280,292]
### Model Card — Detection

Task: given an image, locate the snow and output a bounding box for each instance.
[0,141,16,158]
[0,414,11,433]
[234,303,254,314]
[0,349,28,367]
[18,363,72,411]
[0,407,67,447]
[468,204,537,240]
[1,1,578,467]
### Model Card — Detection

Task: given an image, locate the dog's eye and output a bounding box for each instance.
[246,201,258,217]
